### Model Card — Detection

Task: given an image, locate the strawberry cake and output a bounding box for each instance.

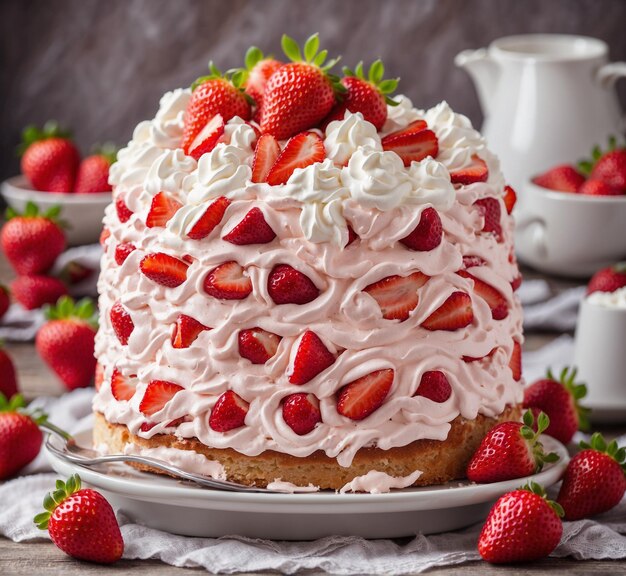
[93,36,523,491]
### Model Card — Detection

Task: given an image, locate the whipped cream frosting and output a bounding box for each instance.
[586,286,626,309]
[95,89,523,478]
[339,469,423,494]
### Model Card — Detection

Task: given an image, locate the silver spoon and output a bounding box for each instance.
[40,420,279,493]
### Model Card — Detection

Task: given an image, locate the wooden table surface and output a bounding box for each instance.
[0,255,624,575]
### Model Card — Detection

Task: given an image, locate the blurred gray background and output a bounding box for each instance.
[1,0,625,180]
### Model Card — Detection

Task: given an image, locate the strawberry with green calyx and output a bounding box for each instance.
[34,474,124,564]
[324,60,399,130]
[36,296,98,390]
[260,33,344,140]
[523,366,590,444]
[18,121,80,193]
[181,63,252,156]
[1,201,66,275]
[74,143,117,193]
[557,432,626,520]
[243,46,283,122]
[587,262,626,295]
[478,481,563,564]
[467,410,560,483]
[579,136,626,192]
[0,393,45,479]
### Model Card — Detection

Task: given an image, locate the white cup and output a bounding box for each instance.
[515,180,626,278]
[574,297,626,422]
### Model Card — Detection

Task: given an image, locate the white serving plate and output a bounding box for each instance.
[1,176,111,246]
[46,430,569,540]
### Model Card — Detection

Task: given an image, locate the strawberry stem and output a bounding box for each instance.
[17,121,72,156]
[578,135,625,175]
[43,295,98,330]
[34,474,82,530]
[521,409,560,470]
[521,481,565,517]
[342,59,399,105]
[580,432,626,473]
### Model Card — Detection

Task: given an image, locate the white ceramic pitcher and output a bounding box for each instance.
[456,34,626,190]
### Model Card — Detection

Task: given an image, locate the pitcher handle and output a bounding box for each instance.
[515,213,548,260]
[596,62,626,88]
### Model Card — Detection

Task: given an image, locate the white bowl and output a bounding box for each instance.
[514,180,626,278]
[1,175,111,246]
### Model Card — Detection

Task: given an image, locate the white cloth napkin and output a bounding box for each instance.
[518,279,586,332]
[0,388,624,574]
[0,244,101,341]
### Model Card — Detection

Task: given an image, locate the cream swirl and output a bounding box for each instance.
[284,159,349,245]
[187,142,252,204]
[150,89,190,149]
[144,148,197,197]
[324,112,382,166]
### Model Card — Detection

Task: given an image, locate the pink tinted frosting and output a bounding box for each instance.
[94,90,523,472]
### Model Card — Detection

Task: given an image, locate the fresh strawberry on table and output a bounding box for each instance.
[11,275,68,310]
[587,262,626,295]
[557,432,626,520]
[0,345,18,399]
[579,137,626,192]
[34,474,124,564]
[243,46,283,121]
[18,121,80,193]
[478,481,563,564]
[181,63,251,156]
[324,59,398,130]
[0,201,66,275]
[35,296,98,390]
[523,366,590,444]
[467,410,560,483]
[0,393,44,479]
[260,33,342,140]
[532,164,585,192]
[74,144,117,193]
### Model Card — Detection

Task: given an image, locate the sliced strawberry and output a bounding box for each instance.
[400,207,443,251]
[238,327,281,364]
[383,119,427,139]
[364,271,429,321]
[510,340,522,381]
[282,393,322,435]
[346,225,358,246]
[223,207,276,245]
[266,132,325,186]
[139,416,188,433]
[450,155,489,185]
[415,370,452,403]
[251,134,280,183]
[289,330,336,385]
[187,196,230,240]
[337,369,393,421]
[458,270,508,320]
[203,261,252,300]
[463,348,497,363]
[511,274,523,291]
[114,243,136,265]
[382,128,438,167]
[99,227,111,246]
[462,255,487,269]
[267,264,319,305]
[209,390,249,432]
[421,291,474,331]
[139,380,184,416]
[171,314,210,349]
[110,369,135,401]
[503,185,517,214]
[474,197,502,240]
[188,114,225,160]
[94,362,104,391]
[110,301,134,345]
[140,253,189,288]
[146,192,182,228]
[115,197,133,223]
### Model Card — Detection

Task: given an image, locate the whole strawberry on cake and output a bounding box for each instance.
[93,34,524,492]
